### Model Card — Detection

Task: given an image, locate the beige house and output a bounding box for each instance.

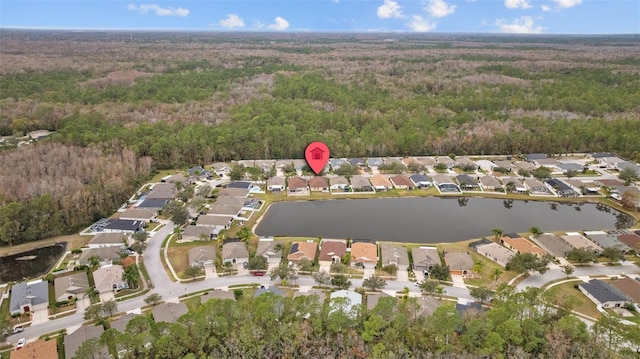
[54,272,90,302]
[379,243,410,270]
[287,241,318,262]
[351,241,378,269]
[92,265,127,294]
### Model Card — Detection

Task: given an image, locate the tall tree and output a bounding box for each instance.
[362,275,387,291]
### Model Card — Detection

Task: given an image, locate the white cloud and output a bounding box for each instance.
[218,14,245,28]
[426,0,457,18]
[541,4,551,11]
[127,3,189,17]
[267,16,289,31]
[505,0,532,9]
[377,0,403,19]
[406,15,436,32]
[553,0,582,8]
[496,16,543,33]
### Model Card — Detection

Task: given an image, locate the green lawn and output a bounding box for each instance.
[546,282,601,320]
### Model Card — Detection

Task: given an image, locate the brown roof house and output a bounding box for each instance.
[54,272,90,302]
[611,277,640,304]
[444,252,474,277]
[10,339,57,359]
[288,241,318,262]
[380,243,410,270]
[350,241,378,269]
[389,175,415,190]
[221,240,249,265]
[287,176,309,196]
[309,176,329,192]
[617,233,640,249]
[370,174,393,191]
[64,325,108,359]
[318,239,347,266]
[152,302,189,323]
[256,237,282,264]
[500,236,546,257]
[412,246,442,275]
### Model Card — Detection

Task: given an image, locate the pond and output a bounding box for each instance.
[255,197,635,243]
[0,243,67,284]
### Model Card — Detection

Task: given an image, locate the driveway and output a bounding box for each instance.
[363,267,375,278]
[99,292,115,303]
[31,308,49,325]
[396,269,409,282]
[451,275,466,288]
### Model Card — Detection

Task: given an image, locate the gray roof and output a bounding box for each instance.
[137,198,170,209]
[456,174,478,187]
[64,325,108,359]
[145,183,177,200]
[54,272,90,301]
[329,158,347,170]
[110,313,139,332]
[152,302,189,323]
[366,292,392,310]
[580,279,629,304]
[201,289,236,303]
[10,280,49,313]
[78,246,124,265]
[222,241,249,261]
[432,174,455,185]
[410,174,430,183]
[367,158,384,167]
[350,175,372,189]
[330,176,350,186]
[188,246,216,265]
[584,232,631,252]
[182,225,214,241]
[411,247,441,269]
[214,196,247,207]
[196,214,234,227]
[92,265,125,293]
[475,243,516,265]
[557,163,584,172]
[256,239,281,260]
[526,153,547,161]
[480,175,502,189]
[88,232,125,246]
[416,296,442,318]
[207,204,241,216]
[120,208,157,220]
[444,252,474,271]
[534,234,574,257]
[267,176,286,187]
[219,188,250,197]
[380,244,410,267]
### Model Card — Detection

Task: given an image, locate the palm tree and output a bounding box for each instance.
[492,228,503,241]
[123,265,140,289]
[530,226,543,237]
[88,255,100,270]
[490,268,503,283]
[472,260,485,276]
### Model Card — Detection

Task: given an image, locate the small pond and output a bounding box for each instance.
[255,197,635,243]
[0,242,66,284]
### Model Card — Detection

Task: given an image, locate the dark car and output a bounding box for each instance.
[243,262,248,269]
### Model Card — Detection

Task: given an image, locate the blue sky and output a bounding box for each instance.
[1,0,638,34]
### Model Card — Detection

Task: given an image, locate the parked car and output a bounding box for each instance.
[17,338,26,350]
[13,325,24,333]
[243,262,248,269]
[253,271,265,276]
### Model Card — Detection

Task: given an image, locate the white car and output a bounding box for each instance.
[16,338,26,350]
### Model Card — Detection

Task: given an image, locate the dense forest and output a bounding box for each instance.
[74,286,640,359]
[0,31,639,244]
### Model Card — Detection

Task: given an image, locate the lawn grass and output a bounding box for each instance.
[0,234,89,256]
[167,233,214,278]
[182,296,201,312]
[546,281,601,320]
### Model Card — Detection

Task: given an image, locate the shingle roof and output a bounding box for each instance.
[501,237,546,256]
[256,239,281,260]
[350,175,371,189]
[350,242,378,264]
[287,241,318,261]
[9,280,49,313]
[318,240,347,262]
[152,302,188,323]
[88,233,125,246]
[370,175,393,188]
[222,241,249,261]
[411,247,441,269]
[201,289,236,303]
[110,313,138,332]
[92,265,124,293]
[288,176,308,190]
[10,339,57,359]
[309,176,329,189]
[390,175,414,188]
[54,272,90,302]
[330,176,349,186]
[64,326,107,359]
[379,243,410,267]
[188,246,216,265]
[580,279,628,304]
[444,252,474,271]
[534,234,573,257]
[611,277,640,304]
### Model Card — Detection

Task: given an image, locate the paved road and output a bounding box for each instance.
[516,261,640,291]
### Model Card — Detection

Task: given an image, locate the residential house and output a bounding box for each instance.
[584,231,631,253]
[456,174,480,191]
[201,289,235,304]
[291,159,307,172]
[524,178,551,195]
[389,175,415,190]
[350,175,374,192]
[212,162,231,177]
[380,243,410,270]
[561,233,602,253]
[110,313,138,332]
[366,157,384,170]
[579,279,630,309]
[214,196,248,208]
[417,157,436,168]
[218,188,250,198]
[526,153,547,162]
[476,160,497,173]
[64,326,108,359]
[287,176,309,195]
[350,240,378,269]
[533,234,573,258]
[383,157,402,166]
[591,152,615,159]
[294,290,326,304]
[119,208,157,223]
[207,204,242,218]
[267,176,286,193]
[102,219,144,234]
[401,157,420,168]
[611,277,640,305]
[92,265,127,294]
[330,290,362,317]
[513,161,536,173]
[78,247,124,267]
[54,272,90,302]
[500,236,546,257]
[545,178,578,197]
[617,232,640,249]
[435,156,456,169]
[479,175,503,192]
[412,246,442,275]
[318,239,347,266]
[221,240,249,265]
[598,156,625,169]
[256,237,282,264]
[187,166,211,180]
[444,252,474,277]
[88,233,125,248]
[416,296,442,318]
[533,159,562,172]
[254,286,286,298]
[366,292,392,311]
[195,215,233,231]
[564,179,599,195]
[329,176,350,191]
[9,280,48,315]
[474,243,516,267]
[189,246,216,268]
[347,158,366,168]
[287,241,318,262]
[557,162,584,174]
[255,160,276,174]
[409,174,432,188]
[370,174,393,191]
[152,302,189,323]
[10,339,57,359]
[432,174,460,193]
[145,183,177,200]
[329,158,347,171]
[137,198,170,210]
[309,176,329,192]
[181,225,214,242]
[493,160,514,171]
[455,157,477,169]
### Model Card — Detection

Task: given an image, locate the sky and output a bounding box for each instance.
[1,0,638,34]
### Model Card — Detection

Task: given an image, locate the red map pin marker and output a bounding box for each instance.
[305,142,330,175]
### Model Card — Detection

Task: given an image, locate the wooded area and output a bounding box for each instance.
[74,285,640,359]
[0,31,639,244]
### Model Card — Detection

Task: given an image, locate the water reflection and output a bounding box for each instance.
[503,199,513,209]
[0,243,66,284]
[457,197,469,207]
